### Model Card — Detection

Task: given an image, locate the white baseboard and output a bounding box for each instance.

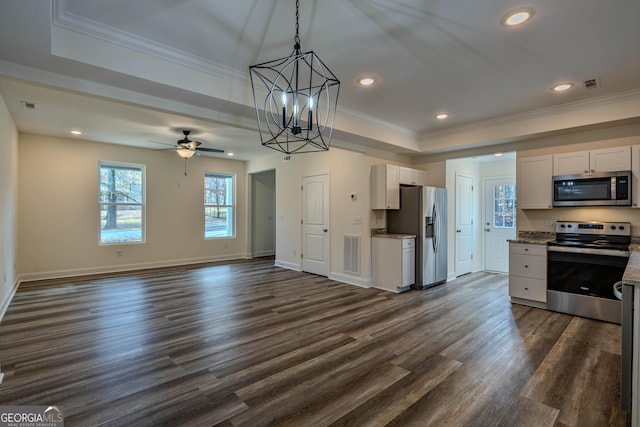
[252,250,275,257]
[274,260,301,271]
[18,253,250,283]
[329,272,371,288]
[0,278,19,323]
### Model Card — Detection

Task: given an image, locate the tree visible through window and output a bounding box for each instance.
[493,184,516,228]
[205,172,234,238]
[99,162,145,244]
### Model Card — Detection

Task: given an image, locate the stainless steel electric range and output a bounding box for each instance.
[546,221,630,324]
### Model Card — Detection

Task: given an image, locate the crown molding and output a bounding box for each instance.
[52,0,249,86]
[420,88,640,142]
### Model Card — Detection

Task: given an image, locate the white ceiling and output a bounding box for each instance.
[0,0,639,161]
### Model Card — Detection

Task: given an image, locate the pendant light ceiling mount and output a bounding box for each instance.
[249,0,340,154]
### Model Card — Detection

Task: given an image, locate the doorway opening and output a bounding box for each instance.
[250,170,276,258]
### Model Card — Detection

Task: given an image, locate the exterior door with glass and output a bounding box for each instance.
[483,177,516,273]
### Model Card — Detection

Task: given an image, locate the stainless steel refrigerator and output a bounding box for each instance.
[387,186,447,289]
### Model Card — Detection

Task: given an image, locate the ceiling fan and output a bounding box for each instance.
[171,130,224,159]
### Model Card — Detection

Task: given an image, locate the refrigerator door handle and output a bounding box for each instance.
[432,203,438,251]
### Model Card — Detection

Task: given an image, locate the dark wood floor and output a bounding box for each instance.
[0,259,627,426]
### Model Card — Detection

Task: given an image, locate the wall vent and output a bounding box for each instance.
[583,78,600,89]
[21,101,36,110]
[343,234,360,275]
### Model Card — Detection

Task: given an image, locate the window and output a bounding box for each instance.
[493,184,516,228]
[99,161,145,244]
[205,172,234,238]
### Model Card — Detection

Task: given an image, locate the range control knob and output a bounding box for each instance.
[611,225,617,230]
[567,224,573,228]
[560,224,566,228]
[619,225,625,230]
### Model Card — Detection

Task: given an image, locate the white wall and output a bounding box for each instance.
[18,133,248,280]
[517,126,640,234]
[248,147,398,287]
[0,94,18,317]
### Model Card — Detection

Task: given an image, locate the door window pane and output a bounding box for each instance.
[493,184,516,229]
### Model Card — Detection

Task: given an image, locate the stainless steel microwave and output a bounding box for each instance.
[552,170,631,207]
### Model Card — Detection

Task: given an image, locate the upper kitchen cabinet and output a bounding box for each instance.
[517,155,553,209]
[553,146,631,175]
[399,167,426,186]
[371,164,400,209]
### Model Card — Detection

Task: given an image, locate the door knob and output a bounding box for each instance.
[323,229,328,232]
[456,229,461,233]
[484,228,490,232]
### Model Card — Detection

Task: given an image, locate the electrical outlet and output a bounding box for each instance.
[116,250,123,257]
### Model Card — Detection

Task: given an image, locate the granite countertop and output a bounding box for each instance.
[508,231,555,245]
[508,237,555,245]
[372,233,416,239]
[623,244,640,286]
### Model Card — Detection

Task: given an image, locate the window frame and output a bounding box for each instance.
[204,171,236,239]
[492,183,516,229]
[98,160,146,245]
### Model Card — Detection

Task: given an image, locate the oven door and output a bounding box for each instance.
[547,247,626,323]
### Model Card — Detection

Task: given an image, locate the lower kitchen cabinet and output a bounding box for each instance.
[509,242,547,306]
[372,235,415,292]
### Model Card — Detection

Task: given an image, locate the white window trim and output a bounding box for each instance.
[99,160,147,245]
[204,171,236,239]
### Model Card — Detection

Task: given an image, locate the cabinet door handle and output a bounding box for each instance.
[524,287,529,291]
[524,265,529,268]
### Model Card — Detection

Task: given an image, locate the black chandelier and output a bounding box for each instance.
[249,0,340,154]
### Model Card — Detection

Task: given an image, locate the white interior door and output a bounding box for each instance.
[483,177,516,273]
[302,174,329,276]
[455,173,473,276]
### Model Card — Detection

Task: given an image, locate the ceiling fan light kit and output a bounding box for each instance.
[249,0,340,155]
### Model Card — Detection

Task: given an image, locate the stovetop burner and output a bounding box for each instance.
[550,221,631,252]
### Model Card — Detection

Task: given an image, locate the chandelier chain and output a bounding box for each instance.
[294,0,300,49]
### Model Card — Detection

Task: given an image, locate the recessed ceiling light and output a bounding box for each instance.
[494,152,504,157]
[358,77,376,87]
[434,113,449,120]
[502,8,534,26]
[552,83,574,92]
[70,130,82,135]
[227,152,235,156]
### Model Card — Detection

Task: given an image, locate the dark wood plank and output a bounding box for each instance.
[0,259,627,426]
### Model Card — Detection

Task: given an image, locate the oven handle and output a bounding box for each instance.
[547,245,630,257]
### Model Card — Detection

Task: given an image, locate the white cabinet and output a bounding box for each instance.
[509,243,547,304]
[553,146,630,175]
[399,167,426,186]
[517,155,553,209]
[372,236,415,292]
[371,164,400,209]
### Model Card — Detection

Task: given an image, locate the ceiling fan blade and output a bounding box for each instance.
[198,147,225,153]
[148,140,176,147]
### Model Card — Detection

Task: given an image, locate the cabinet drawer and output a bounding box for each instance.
[509,253,546,279]
[402,238,415,249]
[509,276,547,302]
[510,243,546,256]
